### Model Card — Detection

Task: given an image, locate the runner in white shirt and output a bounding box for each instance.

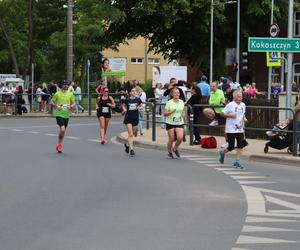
[219,90,247,169]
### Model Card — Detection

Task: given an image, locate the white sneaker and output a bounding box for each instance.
[209,119,219,126]
[221,142,229,148]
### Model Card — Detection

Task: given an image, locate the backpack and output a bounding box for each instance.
[201,136,217,148]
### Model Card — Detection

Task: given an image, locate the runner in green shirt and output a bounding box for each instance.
[50,80,75,153]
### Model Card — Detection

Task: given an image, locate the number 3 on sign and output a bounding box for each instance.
[296,41,300,49]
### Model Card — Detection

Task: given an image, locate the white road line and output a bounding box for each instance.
[11,129,24,132]
[238,181,276,185]
[265,195,300,211]
[242,225,297,232]
[181,155,203,158]
[245,216,297,223]
[215,167,242,171]
[232,248,251,250]
[232,176,266,180]
[187,157,215,161]
[208,164,233,167]
[223,171,255,175]
[45,134,57,137]
[27,131,40,134]
[195,160,219,164]
[66,136,80,140]
[87,139,100,143]
[236,235,297,244]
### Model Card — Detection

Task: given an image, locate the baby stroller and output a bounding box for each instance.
[264,119,293,154]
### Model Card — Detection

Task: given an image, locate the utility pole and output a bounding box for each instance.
[286,0,294,110]
[210,0,214,83]
[67,0,73,82]
[236,0,240,83]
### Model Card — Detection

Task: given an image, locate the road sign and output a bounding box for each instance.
[269,23,280,37]
[266,52,281,67]
[248,37,300,52]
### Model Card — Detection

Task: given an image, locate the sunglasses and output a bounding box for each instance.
[104,90,109,92]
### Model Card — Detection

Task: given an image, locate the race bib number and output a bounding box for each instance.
[173,117,182,123]
[102,107,109,113]
[129,103,137,111]
[62,104,68,110]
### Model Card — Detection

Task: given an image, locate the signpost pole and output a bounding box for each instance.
[267,0,274,100]
[209,0,214,84]
[286,0,294,113]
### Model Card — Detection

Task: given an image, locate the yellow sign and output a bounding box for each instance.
[266,52,282,67]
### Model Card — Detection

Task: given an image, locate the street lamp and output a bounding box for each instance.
[210,0,237,84]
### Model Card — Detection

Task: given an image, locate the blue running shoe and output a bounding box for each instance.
[173,149,180,158]
[234,161,243,169]
[219,150,225,164]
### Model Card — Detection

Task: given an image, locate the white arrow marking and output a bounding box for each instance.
[237,235,297,244]
[246,216,296,223]
[242,225,297,232]
[265,195,300,211]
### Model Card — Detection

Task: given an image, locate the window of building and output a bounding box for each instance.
[148,58,160,64]
[131,58,143,64]
[294,11,300,37]
[293,63,300,84]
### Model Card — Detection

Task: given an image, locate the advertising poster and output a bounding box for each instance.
[152,66,187,87]
[102,57,126,77]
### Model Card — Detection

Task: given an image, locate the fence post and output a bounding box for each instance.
[14,94,18,116]
[88,93,92,116]
[152,102,156,142]
[146,104,150,130]
[186,104,194,146]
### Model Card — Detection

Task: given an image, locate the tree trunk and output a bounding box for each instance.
[25,0,34,76]
[0,17,20,77]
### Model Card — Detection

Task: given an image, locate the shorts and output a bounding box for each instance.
[226,133,244,151]
[166,123,184,130]
[123,118,138,127]
[97,110,111,119]
[214,112,226,125]
[56,117,69,128]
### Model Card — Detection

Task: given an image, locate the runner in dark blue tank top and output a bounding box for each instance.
[122,88,143,156]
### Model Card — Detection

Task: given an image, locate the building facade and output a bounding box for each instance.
[102,36,170,83]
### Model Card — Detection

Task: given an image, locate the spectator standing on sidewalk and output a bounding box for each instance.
[294,98,300,155]
[219,90,247,169]
[41,82,49,112]
[49,81,58,114]
[186,86,202,145]
[203,81,226,126]
[197,75,210,96]
[164,88,185,158]
[136,86,146,136]
[74,82,84,113]
[50,81,75,153]
[154,83,163,115]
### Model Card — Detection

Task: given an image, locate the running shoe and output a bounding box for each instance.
[56,144,63,153]
[130,149,135,157]
[168,152,174,159]
[234,161,243,169]
[124,143,129,154]
[221,142,229,148]
[219,150,225,164]
[209,119,219,126]
[101,140,105,145]
[173,149,180,158]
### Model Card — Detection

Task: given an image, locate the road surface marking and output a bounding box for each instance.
[246,216,296,223]
[242,225,297,232]
[11,129,24,132]
[232,176,266,180]
[87,139,100,143]
[224,171,255,175]
[66,136,80,140]
[238,181,276,185]
[236,235,297,244]
[45,133,57,137]
[27,131,40,134]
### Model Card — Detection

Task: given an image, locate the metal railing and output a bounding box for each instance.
[148,102,300,157]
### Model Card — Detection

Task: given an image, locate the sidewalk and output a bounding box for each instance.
[117,128,300,166]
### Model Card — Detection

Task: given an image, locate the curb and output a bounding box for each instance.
[117,134,300,167]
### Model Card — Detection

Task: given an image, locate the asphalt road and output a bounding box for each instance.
[0,117,299,250]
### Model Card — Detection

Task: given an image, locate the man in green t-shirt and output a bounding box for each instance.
[203,81,226,126]
[50,80,75,153]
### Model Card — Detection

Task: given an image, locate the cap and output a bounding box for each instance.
[201,75,208,81]
[60,80,70,85]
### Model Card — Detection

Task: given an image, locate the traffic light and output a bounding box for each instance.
[242,52,248,70]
